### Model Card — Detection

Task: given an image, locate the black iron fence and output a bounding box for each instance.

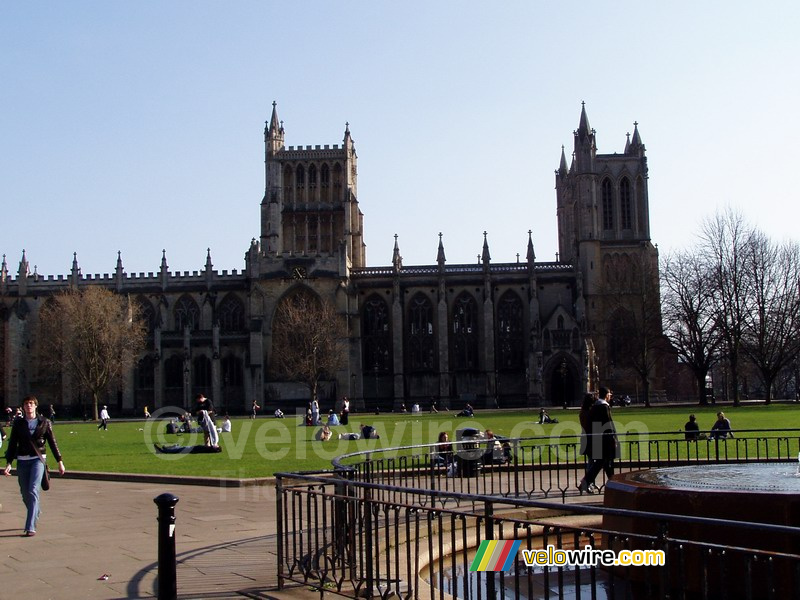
[332,429,800,505]
[276,430,800,599]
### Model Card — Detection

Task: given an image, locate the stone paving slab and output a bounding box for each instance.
[0,476,279,599]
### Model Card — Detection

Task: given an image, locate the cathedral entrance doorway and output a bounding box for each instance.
[546,355,579,407]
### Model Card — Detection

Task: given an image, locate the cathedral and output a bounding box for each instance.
[0,103,664,416]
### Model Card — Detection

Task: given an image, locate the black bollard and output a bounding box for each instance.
[154,493,180,600]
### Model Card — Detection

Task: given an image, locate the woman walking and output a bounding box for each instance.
[3,395,66,536]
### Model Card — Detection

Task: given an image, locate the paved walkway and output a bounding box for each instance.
[0,475,281,599]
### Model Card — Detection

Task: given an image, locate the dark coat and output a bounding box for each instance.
[4,415,62,464]
[586,401,617,460]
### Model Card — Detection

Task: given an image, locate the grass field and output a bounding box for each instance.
[38,403,800,478]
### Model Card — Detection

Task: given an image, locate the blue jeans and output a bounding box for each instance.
[17,458,44,533]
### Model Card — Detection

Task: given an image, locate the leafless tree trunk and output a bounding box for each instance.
[661,249,721,404]
[36,287,146,420]
[271,290,347,404]
[741,234,800,403]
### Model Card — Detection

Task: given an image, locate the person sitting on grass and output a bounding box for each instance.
[456,403,474,417]
[315,425,332,441]
[538,408,558,424]
[220,414,232,433]
[326,410,340,426]
[710,412,733,439]
[684,414,702,440]
[360,424,380,439]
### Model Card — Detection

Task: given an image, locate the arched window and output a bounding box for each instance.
[620,177,632,230]
[451,293,478,371]
[362,295,391,373]
[332,163,343,200]
[320,163,331,203]
[137,295,156,333]
[283,165,294,202]
[218,294,245,333]
[308,164,317,187]
[407,293,435,371]
[497,291,524,370]
[174,295,200,331]
[193,355,212,388]
[296,165,305,186]
[602,178,614,231]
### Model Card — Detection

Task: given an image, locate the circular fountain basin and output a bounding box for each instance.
[604,463,800,597]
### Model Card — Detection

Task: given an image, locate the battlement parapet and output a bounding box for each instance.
[280,145,347,160]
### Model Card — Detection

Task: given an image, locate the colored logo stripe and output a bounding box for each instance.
[470,540,521,571]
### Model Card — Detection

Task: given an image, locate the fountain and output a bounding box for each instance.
[604,463,800,597]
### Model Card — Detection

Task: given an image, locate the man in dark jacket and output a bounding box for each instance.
[577,387,618,493]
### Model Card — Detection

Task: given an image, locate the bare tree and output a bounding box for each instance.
[702,208,752,405]
[36,287,146,420]
[741,233,800,403]
[271,289,347,403]
[661,249,721,404]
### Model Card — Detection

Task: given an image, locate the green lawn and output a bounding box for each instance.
[44,403,800,478]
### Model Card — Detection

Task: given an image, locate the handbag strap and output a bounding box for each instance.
[26,417,48,468]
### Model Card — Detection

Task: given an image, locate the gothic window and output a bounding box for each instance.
[164,355,184,389]
[407,293,435,371]
[321,163,330,203]
[193,355,212,388]
[451,292,478,371]
[362,295,391,373]
[620,177,632,230]
[296,165,305,186]
[602,178,614,231]
[222,355,243,387]
[135,355,155,390]
[137,295,156,333]
[308,164,317,188]
[174,294,200,331]
[218,293,245,333]
[497,291,524,371]
[333,163,343,200]
[283,165,294,202]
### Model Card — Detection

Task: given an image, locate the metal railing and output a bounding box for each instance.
[332,429,800,505]
[275,430,800,599]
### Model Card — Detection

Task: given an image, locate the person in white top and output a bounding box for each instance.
[220,415,232,433]
[98,406,110,430]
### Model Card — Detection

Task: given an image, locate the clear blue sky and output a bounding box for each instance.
[2,2,798,276]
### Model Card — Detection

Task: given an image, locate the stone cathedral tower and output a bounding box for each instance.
[555,103,663,397]
[259,102,365,268]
